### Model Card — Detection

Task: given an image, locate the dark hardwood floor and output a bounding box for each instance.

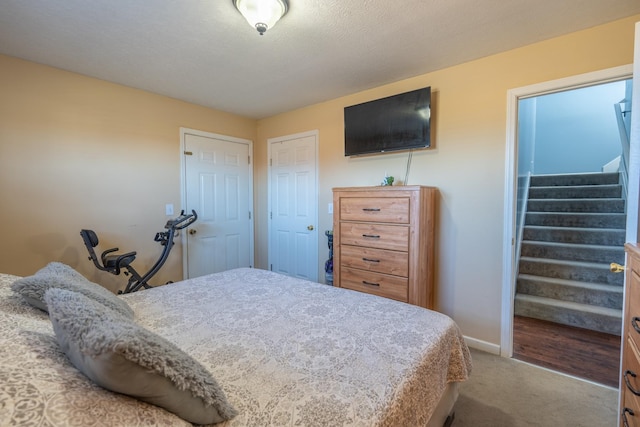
[512,315,621,388]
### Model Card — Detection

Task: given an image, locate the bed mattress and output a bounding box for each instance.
[0,267,471,426]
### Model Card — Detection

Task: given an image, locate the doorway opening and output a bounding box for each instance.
[501,66,633,386]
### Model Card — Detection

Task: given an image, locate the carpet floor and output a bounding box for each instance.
[454,348,618,426]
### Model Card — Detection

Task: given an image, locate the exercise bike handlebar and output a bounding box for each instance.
[165,209,198,230]
[125,210,198,293]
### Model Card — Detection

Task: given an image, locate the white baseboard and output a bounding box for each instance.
[464,336,500,355]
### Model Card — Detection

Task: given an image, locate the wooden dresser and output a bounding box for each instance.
[332,185,437,309]
[621,243,640,426]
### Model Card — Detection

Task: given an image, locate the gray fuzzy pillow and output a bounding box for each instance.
[45,288,238,425]
[11,262,133,318]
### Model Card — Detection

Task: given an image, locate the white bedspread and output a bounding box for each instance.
[1,268,471,426]
[125,268,472,426]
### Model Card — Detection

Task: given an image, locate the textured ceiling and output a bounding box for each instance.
[1,0,639,119]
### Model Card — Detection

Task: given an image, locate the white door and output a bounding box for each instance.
[181,129,253,279]
[268,131,318,281]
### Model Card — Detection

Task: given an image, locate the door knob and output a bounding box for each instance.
[189,229,197,235]
[611,262,625,273]
[307,225,314,231]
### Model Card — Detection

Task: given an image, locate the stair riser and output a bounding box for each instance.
[516,277,623,309]
[519,260,623,286]
[525,213,626,229]
[514,298,621,335]
[527,199,625,213]
[530,173,620,187]
[520,243,625,264]
[523,227,625,246]
[529,185,622,199]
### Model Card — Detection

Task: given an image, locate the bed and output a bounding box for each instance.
[0,266,471,426]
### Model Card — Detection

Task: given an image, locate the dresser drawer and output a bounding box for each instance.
[339,223,409,251]
[340,197,409,223]
[340,267,408,302]
[340,245,408,277]
[622,390,640,427]
[629,270,640,350]
[624,337,640,400]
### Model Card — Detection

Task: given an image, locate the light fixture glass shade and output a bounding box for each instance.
[233,0,288,35]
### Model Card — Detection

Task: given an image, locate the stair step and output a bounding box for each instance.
[516,274,623,309]
[523,225,625,246]
[528,184,622,199]
[527,198,625,213]
[514,294,622,335]
[525,212,626,229]
[530,172,620,187]
[518,257,623,286]
[520,241,625,264]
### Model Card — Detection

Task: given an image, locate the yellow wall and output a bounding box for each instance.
[255,15,640,347]
[0,54,256,292]
[1,14,638,348]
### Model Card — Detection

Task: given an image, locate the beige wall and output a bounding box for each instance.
[0,54,256,292]
[1,14,638,348]
[255,15,640,348]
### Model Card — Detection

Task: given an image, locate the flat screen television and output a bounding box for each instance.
[344,86,431,156]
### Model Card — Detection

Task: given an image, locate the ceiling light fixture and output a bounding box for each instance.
[233,0,288,35]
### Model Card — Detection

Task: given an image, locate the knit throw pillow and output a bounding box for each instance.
[11,262,133,318]
[44,288,237,425]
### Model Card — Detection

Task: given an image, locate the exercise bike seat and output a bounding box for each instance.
[80,229,137,275]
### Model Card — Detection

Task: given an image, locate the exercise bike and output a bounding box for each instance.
[80,210,197,294]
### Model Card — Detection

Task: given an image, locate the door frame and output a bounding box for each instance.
[179,127,254,280]
[267,129,319,281]
[500,65,634,357]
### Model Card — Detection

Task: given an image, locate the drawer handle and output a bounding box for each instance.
[632,317,640,334]
[362,208,381,212]
[362,258,380,263]
[362,234,380,239]
[623,407,635,427]
[362,281,380,287]
[624,370,640,396]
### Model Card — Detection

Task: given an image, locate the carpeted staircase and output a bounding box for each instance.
[514,172,625,336]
